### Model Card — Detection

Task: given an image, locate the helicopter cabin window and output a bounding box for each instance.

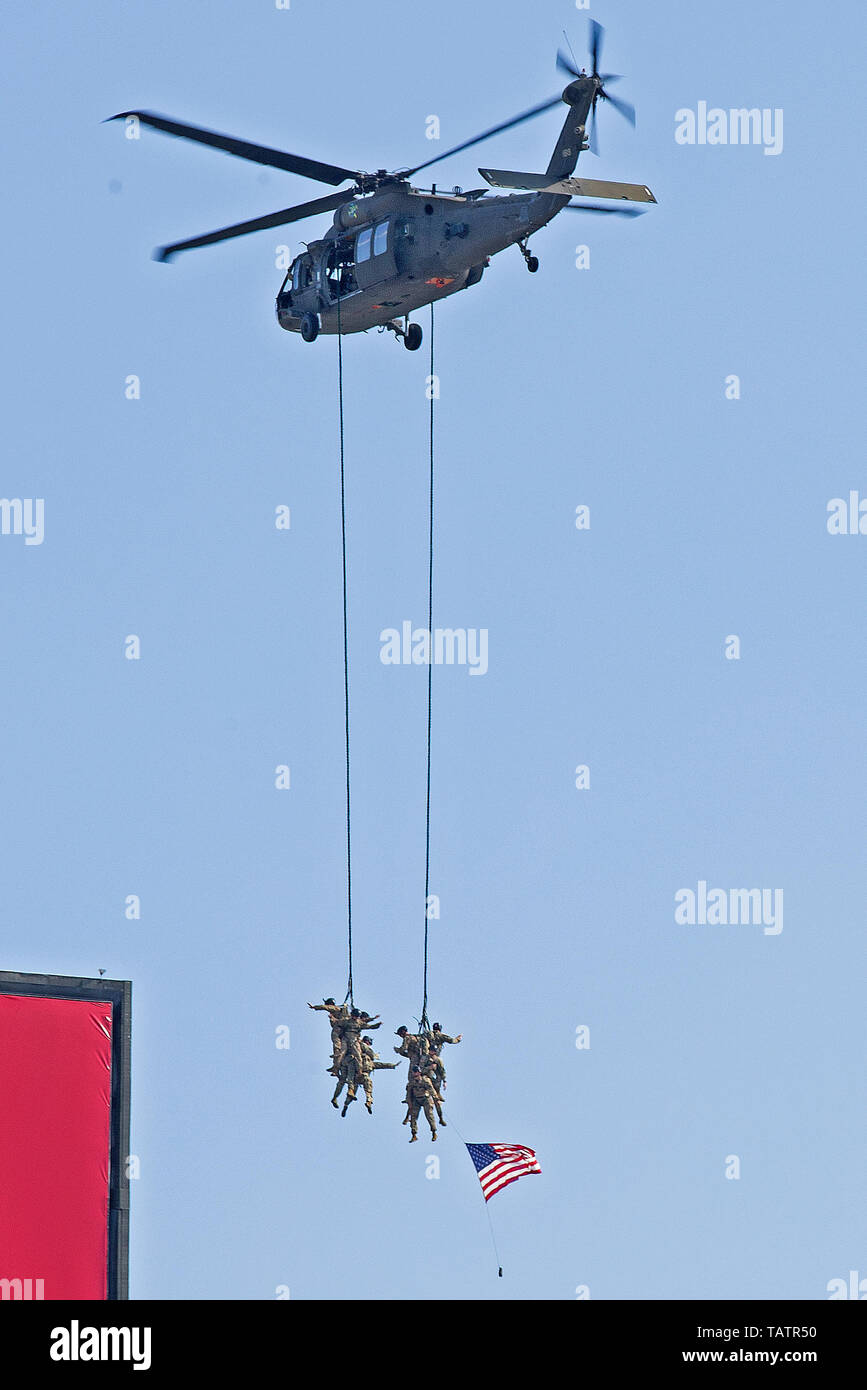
[325,240,357,299]
[373,220,389,256]
[356,227,372,263]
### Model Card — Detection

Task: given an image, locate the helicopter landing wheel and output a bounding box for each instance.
[518,239,539,273]
[300,311,319,343]
[404,322,423,351]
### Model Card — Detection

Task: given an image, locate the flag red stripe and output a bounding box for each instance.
[483,1172,523,1201]
[482,1164,539,1191]
[480,1156,540,1179]
[479,1159,541,1198]
[480,1159,532,1186]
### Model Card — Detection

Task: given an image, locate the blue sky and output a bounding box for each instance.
[2,0,864,1299]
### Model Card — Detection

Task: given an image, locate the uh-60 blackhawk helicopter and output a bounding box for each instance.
[111,23,655,349]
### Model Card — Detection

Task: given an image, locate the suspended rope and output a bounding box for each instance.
[440,1110,504,1277]
[337,295,353,1007]
[421,302,435,1030]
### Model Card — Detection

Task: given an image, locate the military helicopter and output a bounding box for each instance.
[111,23,655,349]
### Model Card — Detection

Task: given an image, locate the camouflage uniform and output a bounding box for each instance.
[331,1053,360,1116]
[394,1031,429,1072]
[419,1058,446,1126]
[425,1026,461,1092]
[406,1072,439,1141]
[359,1038,398,1113]
[341,1010,381,1072]
[309,1000,351,1073]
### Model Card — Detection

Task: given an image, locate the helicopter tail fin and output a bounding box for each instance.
[545,77,596,180]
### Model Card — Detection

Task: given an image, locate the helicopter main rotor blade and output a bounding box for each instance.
[405,95,564,177]
[154,190,352,262]
[109,111,361,186]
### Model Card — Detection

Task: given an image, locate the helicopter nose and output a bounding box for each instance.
[275,297,299,333]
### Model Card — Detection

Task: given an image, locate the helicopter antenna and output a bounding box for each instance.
[562,28,580,73]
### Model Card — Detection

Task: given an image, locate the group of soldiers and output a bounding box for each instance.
[308,998,461,1142]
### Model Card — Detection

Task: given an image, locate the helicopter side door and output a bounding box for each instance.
[352,218,398,291]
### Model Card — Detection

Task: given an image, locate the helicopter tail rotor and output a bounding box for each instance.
[557,20,636,156]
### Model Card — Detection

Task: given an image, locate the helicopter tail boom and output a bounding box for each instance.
[545,77,597,180]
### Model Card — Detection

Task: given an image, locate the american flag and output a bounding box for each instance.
[465,1143,542,1201]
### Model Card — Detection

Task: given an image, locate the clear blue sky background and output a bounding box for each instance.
[2,0,864,1299]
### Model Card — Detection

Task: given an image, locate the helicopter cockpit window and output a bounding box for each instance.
[373,220,389,256]
[293,256,314,291]
[356,227,372,263]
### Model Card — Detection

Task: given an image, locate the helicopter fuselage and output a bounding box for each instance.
[275,185,568,336]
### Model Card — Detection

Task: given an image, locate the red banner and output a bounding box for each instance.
[0,994,113,1300]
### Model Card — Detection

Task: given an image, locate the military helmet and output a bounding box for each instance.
[362,1036,372,1044]
[351,1007,360,1016]
[433,1022,441,1030]
[396,1025,408,1035]
[323,998,336,1005]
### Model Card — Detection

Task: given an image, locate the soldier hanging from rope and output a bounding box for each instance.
[308,998,349,1073]
[341,1007,381,1076]
[331,1052,360,1116]
[423,1021,462,1096]
[394,1024,429,1073]
[330,1033,395,1117]
[308,998,381,1078]
[404,1065,439,1143]
[358,1035,398,1114]
[419,1055,447,1128]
